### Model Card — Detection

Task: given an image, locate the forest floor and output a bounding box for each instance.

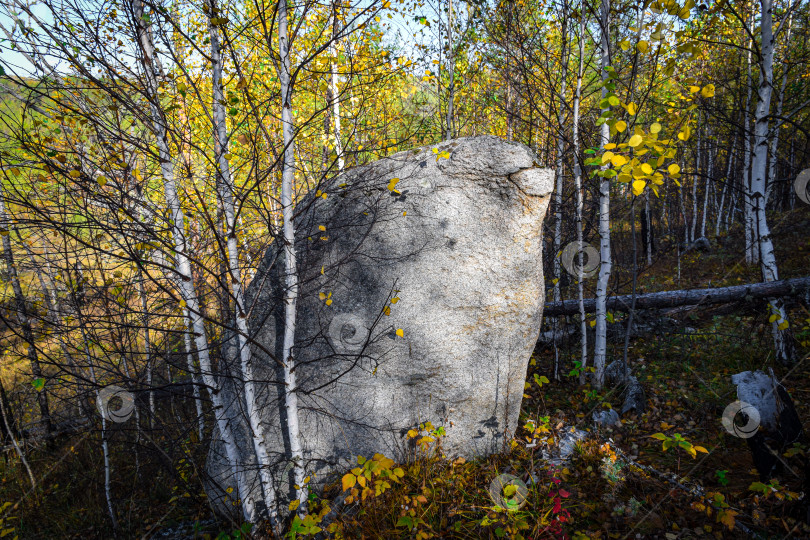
[0,205,808,539]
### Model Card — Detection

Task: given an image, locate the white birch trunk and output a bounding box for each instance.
[593,0,612,390]
[572,12,588,385]
[645,192,653,266]
[552,0,569,304]
[207,3,280,524]
[765,11,792,206]
[277,0,307,513]
[744,28,757,264]
[716,130,736,236]
[330,4,344,172]
[690,123,701,243]
[751,0,791,364]
[444,0,455,140]
[700,131,712,239]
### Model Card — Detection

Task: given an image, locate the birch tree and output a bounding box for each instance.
[131,0,257,522]
[593,0,612,389]
[277,0,307,514]
[206,0,280,524]
[748,0,793,364]
[572,7,588,385]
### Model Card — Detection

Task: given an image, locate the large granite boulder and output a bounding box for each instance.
[205,136,553,518]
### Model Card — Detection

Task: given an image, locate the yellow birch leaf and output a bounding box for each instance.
[668,163,681,175]
[632,180,646,196]
[611,155,628,167]
[395,328,404,337]
[641,163,653,175]
[637,40,649,53]
[615,120,627,132]
[342,473,356,491]
[650,122,662,134]
[628,134,643,147]
[701,84,715,98]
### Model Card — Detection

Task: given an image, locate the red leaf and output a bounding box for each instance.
[552,498,562,514]
[559,489,570,498]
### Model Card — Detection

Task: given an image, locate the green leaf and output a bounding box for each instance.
[32,378,45,391]
[650,433,668,441]
[749,481,768,494]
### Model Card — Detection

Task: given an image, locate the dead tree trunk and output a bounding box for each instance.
[543,276,810,316]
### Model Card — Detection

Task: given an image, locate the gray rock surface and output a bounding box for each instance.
[205,136,553,518]
[541,426,588,466]
[593,409,621,428]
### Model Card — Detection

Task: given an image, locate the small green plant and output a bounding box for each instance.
[407,421,446,454]
[287,504,331,539]
[341,453,404,504]
[396,493,433,539]
[650,432,708,458]
[749,479,799,501]
[715,469,729,486]
[692,492,739,531]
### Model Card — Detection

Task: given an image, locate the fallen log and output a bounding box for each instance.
[543,276,810,317]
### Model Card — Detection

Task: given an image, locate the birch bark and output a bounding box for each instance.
[572,12,588,385]
[207,1,279,524]
[593,0,612,389]
[750,0,793,364]
[277,0,307,513]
